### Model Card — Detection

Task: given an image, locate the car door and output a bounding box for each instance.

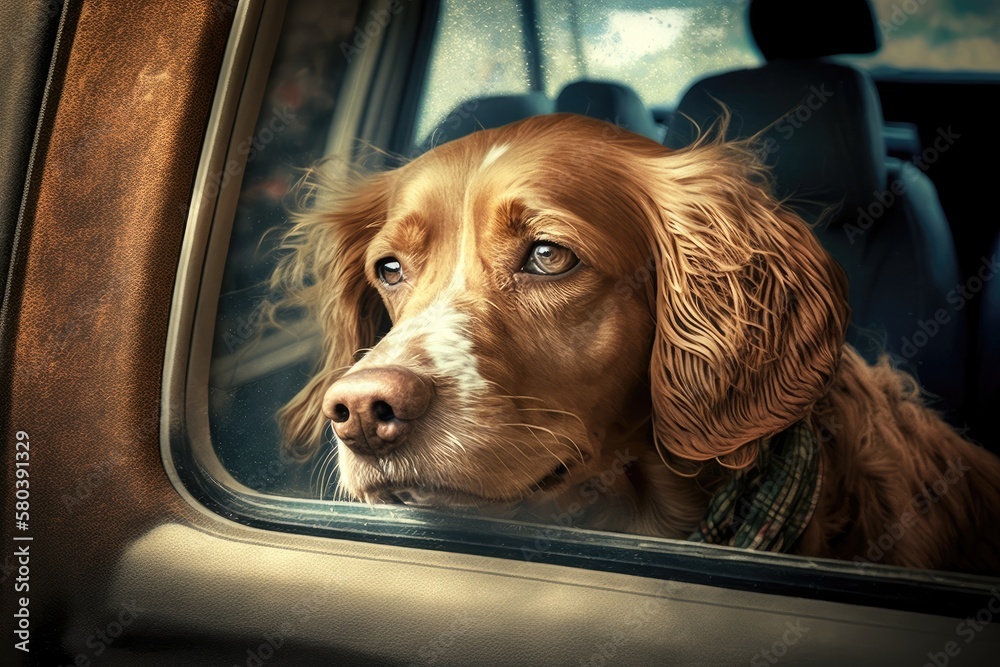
[3,1,1000,666]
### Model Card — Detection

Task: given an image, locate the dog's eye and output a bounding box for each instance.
[375,258,403,286]
[521,242,579,276]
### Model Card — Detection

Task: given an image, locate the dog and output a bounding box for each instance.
[268,113,1000,575]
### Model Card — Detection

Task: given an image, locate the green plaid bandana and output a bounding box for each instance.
[689,421,822,553]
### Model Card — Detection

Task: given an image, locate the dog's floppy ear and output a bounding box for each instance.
[268,165,393,461]
[638,138,849,469]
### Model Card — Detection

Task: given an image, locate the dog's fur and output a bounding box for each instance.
[270,113,1000,574]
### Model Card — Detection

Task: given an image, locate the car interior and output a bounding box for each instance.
[3,0,1000,664]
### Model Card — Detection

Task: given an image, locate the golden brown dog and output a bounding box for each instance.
[270,113,1000,574]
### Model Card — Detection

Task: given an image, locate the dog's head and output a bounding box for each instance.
[273,113,848,514]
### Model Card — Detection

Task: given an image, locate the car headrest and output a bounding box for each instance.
[666,61,886,227]
[555,80,661,141]
[419,92,554,149]
[749,0,880,60]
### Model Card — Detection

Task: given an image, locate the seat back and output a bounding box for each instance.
[973,233,1000,450]
[415,92,554,153]
[555,79,662,141]
[665,0,967,414]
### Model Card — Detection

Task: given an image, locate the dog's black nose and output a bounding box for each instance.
[322,367,432,457]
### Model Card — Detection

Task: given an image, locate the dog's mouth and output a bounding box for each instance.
[370,462,575,508]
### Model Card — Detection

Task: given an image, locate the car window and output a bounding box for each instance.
[183,0,1000,593]
[415,0,759,145]
[208,0,364,496]
[414,0,1000,152]
[537,0,759,107]
[842,0,1000,74]
[413,0,533,144]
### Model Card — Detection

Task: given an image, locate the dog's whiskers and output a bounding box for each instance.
[322,460,339,499]
[499,416,587,464]
[328,460,346,501]
[308,422,335,494]
[439,427,483,491]
[439,428,469,456]
[494,388,586,417]
[479,434,522,479]
[497,422,579,470]
[310,444,339,500]
[481,429,540,470]
[511,406,588,458]
[486,387,589,460]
